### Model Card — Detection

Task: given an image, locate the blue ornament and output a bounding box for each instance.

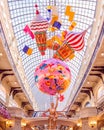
[53,21,61,29]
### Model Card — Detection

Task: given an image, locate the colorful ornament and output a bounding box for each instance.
[69,21,77,31]
[65,5,71,16]
[23,25,34,39]
[23,4,89,63]
[48,6,62,31]
[61,30,68,41]
[53,29,87,60]
[34,58,71,95]
[46,35,62,50]
[47,6,52,12]
[50,15,58,25]
[53,43,75,61]
[47,6,52,21]
[65,30,87,51]
[23,45,33,55]
[46,38,60,50]
[58,94,64,102]
[65,5,75,22]
[53,21,61,29]
[30,4,49,55]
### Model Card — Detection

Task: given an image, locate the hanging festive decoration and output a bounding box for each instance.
[58,94,65,102]
[34,58,71,95]
[23,25,35,39]
[53,43,75,61]
[53,21,62,29]
[46,38,60,50]
[65,5,75,22]
[23,4,89,62]
[23,4,49,55]
[47,6,52,21]
[47,6,62,32]
[53,29,87,60]
[65,5,77,31]
[30,4,49,55]
[65,30,87,51]
[23,45,33,55]
[69,21,77,31]
[46,4,81,60]
[61,30,68,41]
[46,35,62,50]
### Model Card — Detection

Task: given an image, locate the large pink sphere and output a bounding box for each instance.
[34,58,71,95]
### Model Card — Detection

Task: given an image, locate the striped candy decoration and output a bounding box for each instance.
[29,4,49,55]
[65,30,87,51]
[30,20,49,32]
[30,4,49,32]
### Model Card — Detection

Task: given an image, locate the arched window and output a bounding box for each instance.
[0,84,6,102]
[9,95,18,107]
[84,101,91,107]
[97,86,104,99]
[0,83,18,107]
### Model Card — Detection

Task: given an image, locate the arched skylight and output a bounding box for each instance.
[7,0,97,111]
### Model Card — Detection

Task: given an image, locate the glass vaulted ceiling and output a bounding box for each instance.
[7,0,97,111]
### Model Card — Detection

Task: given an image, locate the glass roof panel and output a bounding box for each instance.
[7,0,97,111]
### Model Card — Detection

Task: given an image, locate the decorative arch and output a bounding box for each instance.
[0,83,6,102]
[84,101,91,107]
[97,86,104,100]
